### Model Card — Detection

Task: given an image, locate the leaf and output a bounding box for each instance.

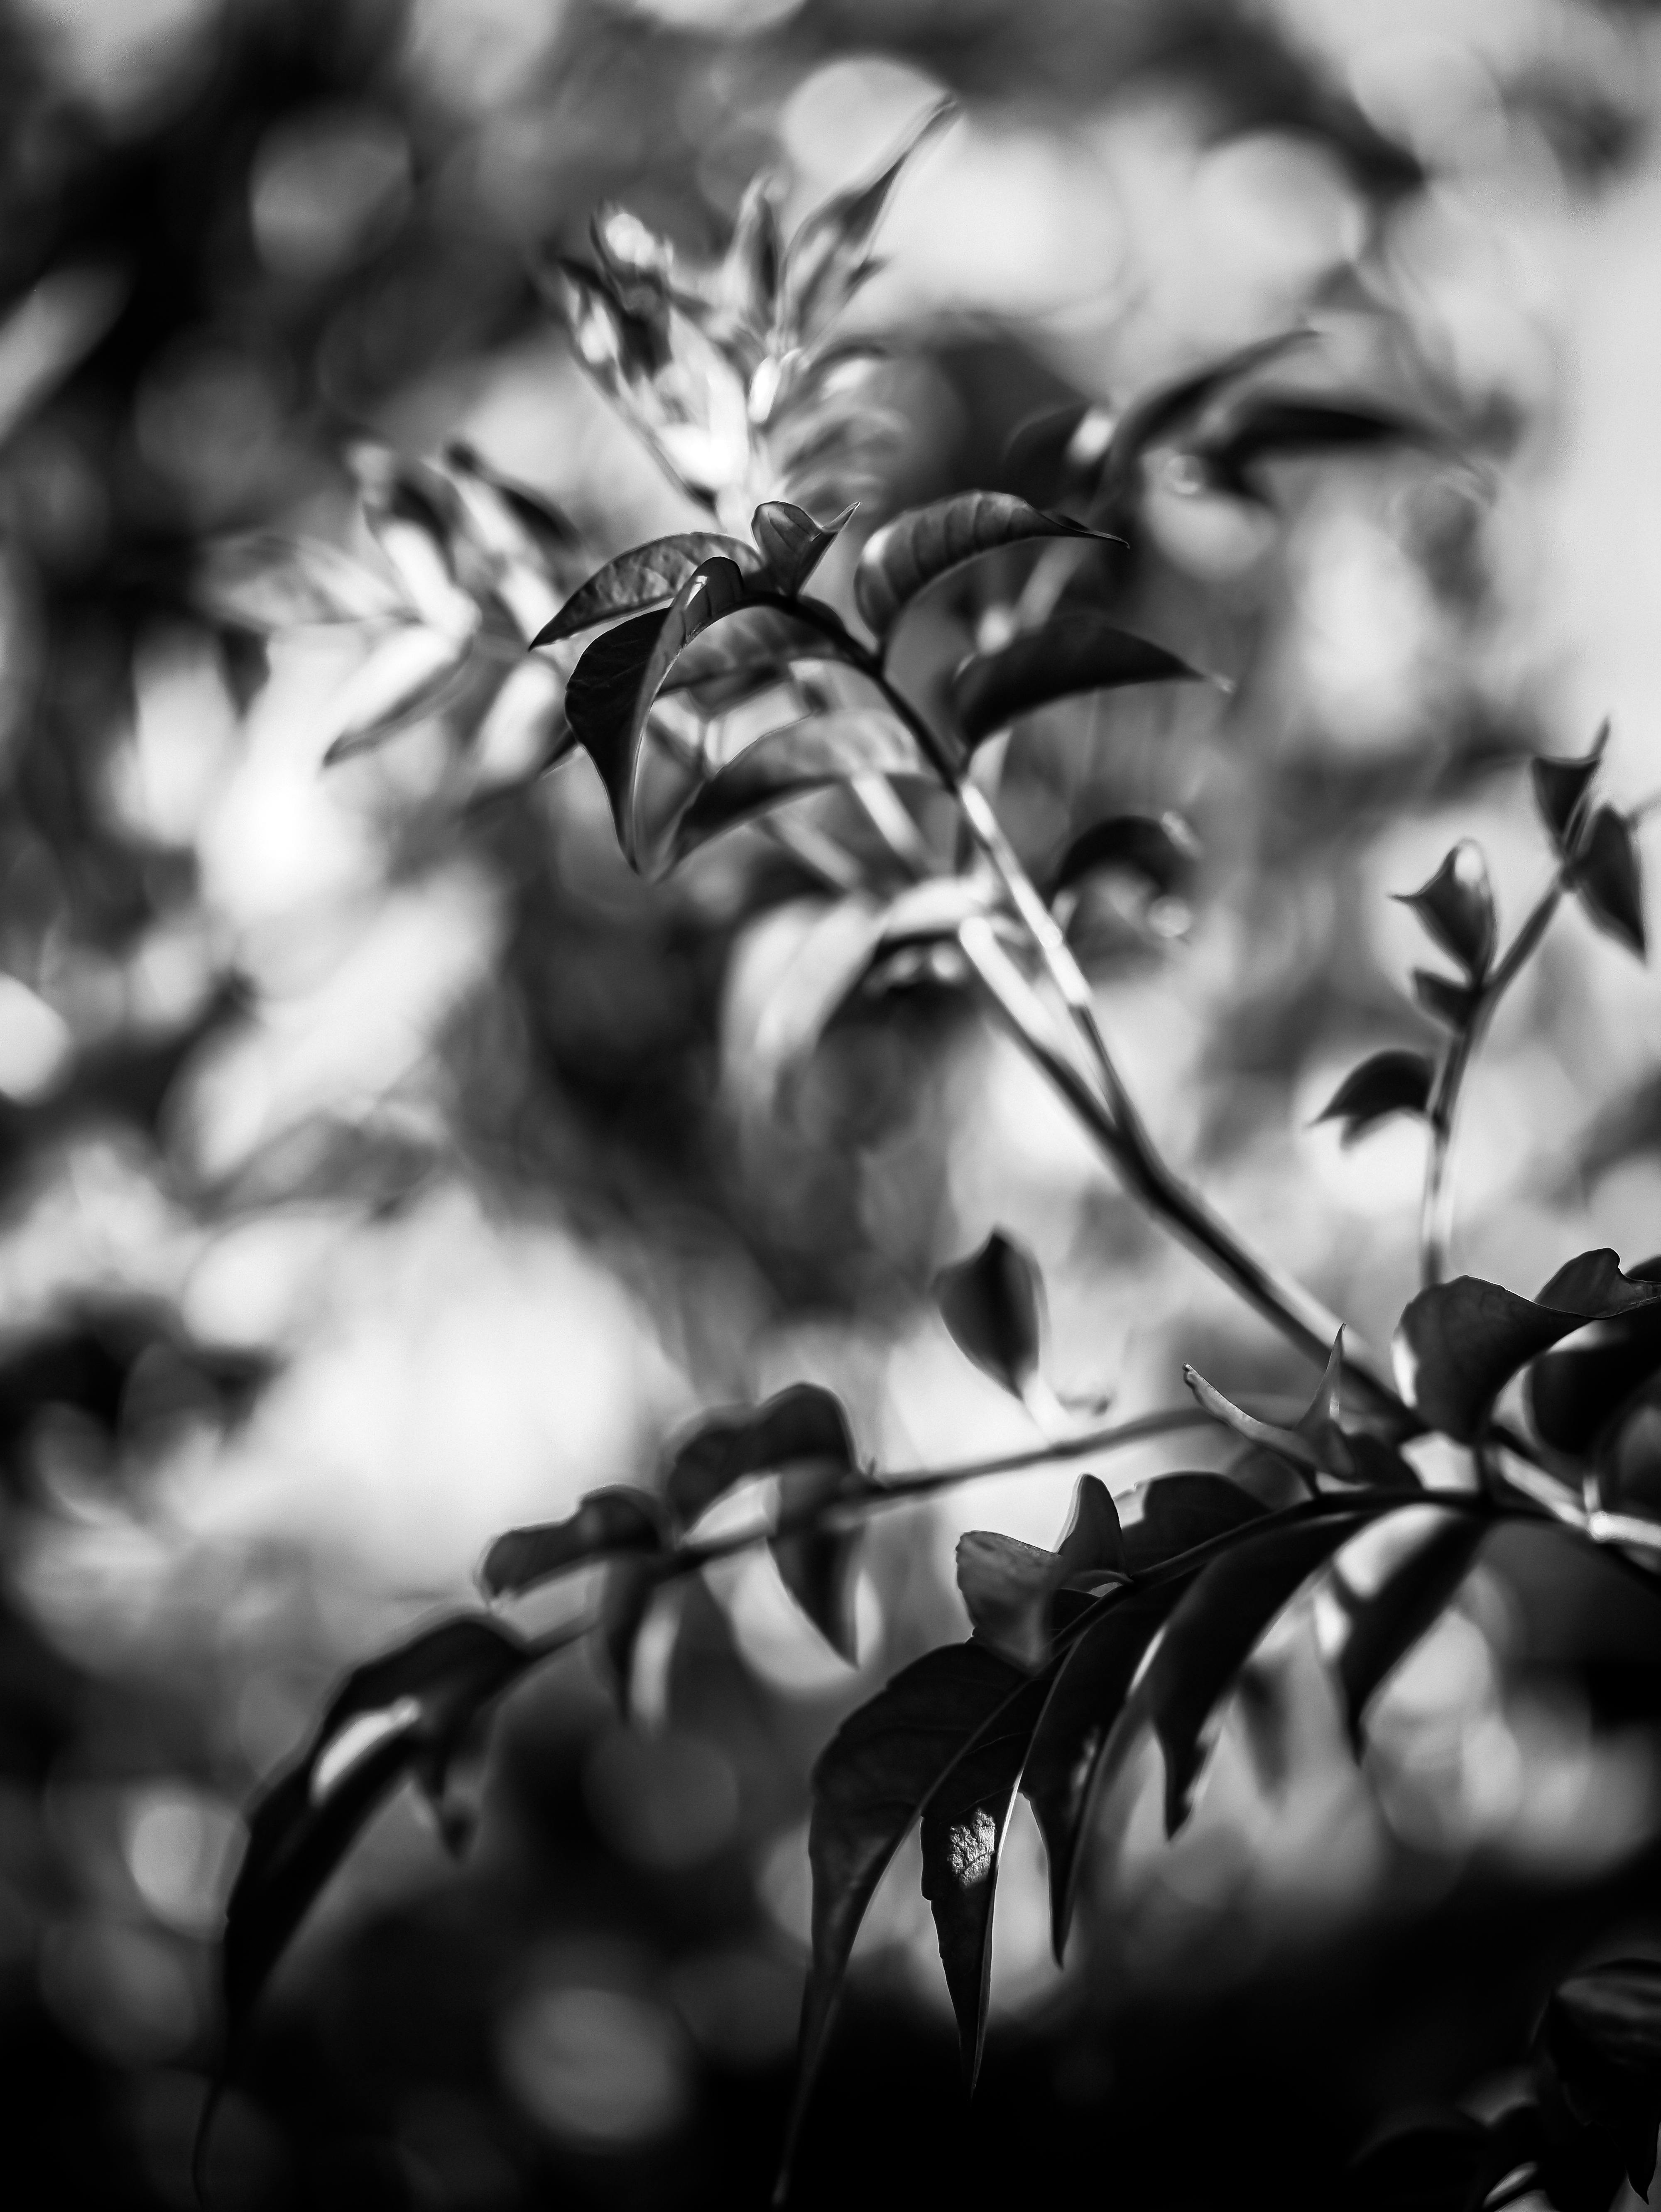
[358,461,473,634]
[222,1617,528,2051]
[563,557,748,865]
[1022,1582,1188,1955]
[323,622,475,764]
[1317,1049,1434,1144]
[852,491,1108,643]
[531,534,756,648]
[951,614,1205,749]
[1532,721,1608,854]
[752,501,855,595]
[782,1640,1029,2190]
[1335,1511,1487,1752]
[1091,329,1316,511]
[1109,1510,1372,1833]
[665,1382,856,1529]
[1184,1365,1326,1477]
[918,1668,1052,2087]
[934,1230,1044,1402]
[1050,812,1199,904]
[1395,1250,1661,1442]
[770,1455,874,1663]
[720,170,782,331]
[781,100,954,339]
[1394,842,1495,979]
[1573,806,1646,959]
[659,601,823,706]
[956,1532,1070,1671]
[1056,1474,1127,1581]
[443,439,582,570]
[1122,1472,1268,1571]
[1412,968,1479,1029]
[1195,394,1443,502]
[1526,1258,1661,1456]
[667,711,923,873]
[1545,1960,1661,2195]
[478,1485,669,1600]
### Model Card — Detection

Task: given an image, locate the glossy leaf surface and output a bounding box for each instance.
[532,533,754,647]
[752,500,854,595]
[853,491,1105,641]
[951,614,1203,748]
[667,711,922,872]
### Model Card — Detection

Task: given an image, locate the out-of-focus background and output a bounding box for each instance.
[2,0,1661,2204]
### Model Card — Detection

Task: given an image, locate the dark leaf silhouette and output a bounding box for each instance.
[772,1459,872,1662]
[853,491,1107,642]
[1091,328,1316,512]
[665,1382,856,1529]
[934,1230,1044,1401]
[1107,1509,1371,1833]
[1122,1472,1268,1571]
[660,601,824,707]
[1395,842,1495,979]
[479,1485,669,1599]
[1573,805,1646,959]
[1318,1049,1434,1143]
[752,500,855,595]
[951,614,1205,749]
[956,1531,1071,1671]
[222,1616,529,2048]
[1411,968,1479,1028]
[1526,1257,1661,1455]
[667,712,923,871]
[782,1642,1028,2192]
[1056,1473,1128,1582]
[1532,721,1608,854]
[919,1668,1051,2085]
[1050,812,1199,905]
[1195,394,1442,502]
[782,100,954,338]
[532,533,755,647]
[1544,1959,1661,2195]
[1396,1250,1661,1441]
[1336,1511,1486,1751]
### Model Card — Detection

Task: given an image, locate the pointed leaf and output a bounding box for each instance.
[667,711,923,873]
[532,534,756,648]
[1545,1960,1661,2196]
[1532,721,1608,854]
[1056,1474,1127,1581]
[1395,1250,1661,1442]
[1110,1510,1372,1833]
[1122,1472,1268,1571]
[783,1641,1027,2188]
[721,170,782,330]
[1573,806,1646,959]
[1051,811,1199,905]
[479,1485,669,1600]
[1527,1258,1661,1455]
[1184,1364,1328,1477]
[853,492,1109,642]
[956,1532,1070,1671]
[1022,1583,1186,1955]
[1093,329,1316,511]
[1412,968,1478,1029]
[1394,842,1495,979]
[1197,394,1443,500]
[665,1382,855,1529]
[919,1669,1051,2086]
[752,501,855,595]
[771,1460,870,1662]
[951,614,1205,749]
[1318,1050,1434,1144]
[222,1617,527,2049]
[324,622,475,764]
[1336,1511,1487,1752]
[781,100,954,338]
[935,1230,1044,1400]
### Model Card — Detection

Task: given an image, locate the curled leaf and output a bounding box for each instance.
[752,500,855,595]
[667,710,923,874]
[957,1532,1067,1671]
[853,491,1108,644]
[1394,842,1495,980]
[935,1231,1044,1402]
[1573,805,1646,959]
[781,100,954,340]
[1317,1050,1434,1145]
[1531,721,1608,855]
[1184,1365,1325,1477]
[1527,1258,1661,1456]
[532,533,755,648]
[479,1485,669,1600]
[951,614,1205,749]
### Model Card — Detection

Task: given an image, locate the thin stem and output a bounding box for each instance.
[1421,875,1565,1286]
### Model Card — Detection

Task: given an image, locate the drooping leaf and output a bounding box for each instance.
[478,1485,669,1600]
[1022,1582,1189,1956]
[780,100,954,340]
[1335,1510,1487,1752]
[1395,1250,1661,1442]
[934,1231,1044,1402]
[1107,1509,1372,1833]
[1121,1472,1268,1572]
[1394,842,1495,980]
[667,711,923,873]
[1526,1258,1661,1456]
[1531,721,1608,855]
[665,1382,856,1529]
[531,533,755,648]
[1544,1959,1661,2196]
[1050,812,1199,905]
[1195,394,1443,503]
[1317,1050,1434,1144]
[222,1616,529,2048]
[752,500,855,595]
[782,1641,1029,2190]
[772,1459,872,1662]
[951,614,1205,749]
[1573,806,1646,959]
[918,1667,1052,2087]
[563,557,748,865]
[853,491,1107,643]
[1411,968,1479,1029]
